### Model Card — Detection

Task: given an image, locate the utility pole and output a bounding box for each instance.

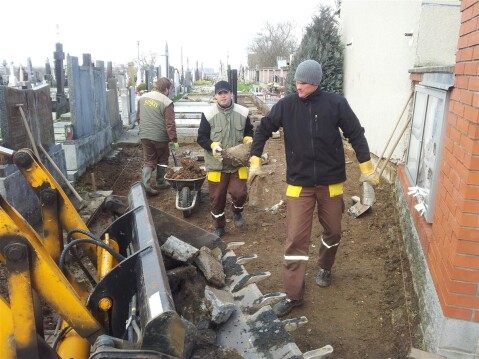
[180,46,184,86]
[165,42,169,80]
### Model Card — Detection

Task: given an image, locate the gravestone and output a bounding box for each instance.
[107,61,113,80]
[54,43,69,117]
[63,54,113,180]
[118,73,131,126]
[27,57,36,84]
[45,58,54,85]
[8,63,18,87]
[0,84,66,224]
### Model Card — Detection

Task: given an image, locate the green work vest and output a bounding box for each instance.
[138,91,173,142]
[203,102,249,172]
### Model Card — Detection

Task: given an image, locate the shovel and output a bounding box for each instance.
[348,182,375,218]
[171,149,178,166]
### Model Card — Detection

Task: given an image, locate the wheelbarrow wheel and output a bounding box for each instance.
[180,186,192,218]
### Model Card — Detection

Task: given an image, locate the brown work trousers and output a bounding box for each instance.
[283,185,344,300]
[208,171,247,229]
[141,139,170,168]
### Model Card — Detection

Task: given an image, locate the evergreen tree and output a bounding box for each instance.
[286,5,344,94]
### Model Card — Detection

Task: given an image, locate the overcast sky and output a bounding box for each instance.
[2,0,335,71]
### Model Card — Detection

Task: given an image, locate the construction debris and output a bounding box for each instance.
[194,247,226,287]
[161,235,200,263]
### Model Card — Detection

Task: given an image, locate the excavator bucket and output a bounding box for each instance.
[87,182,315,358]
[87,183,186,358]
[151,213,302,357]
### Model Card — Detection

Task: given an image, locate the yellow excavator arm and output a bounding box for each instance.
[0,148,186,359]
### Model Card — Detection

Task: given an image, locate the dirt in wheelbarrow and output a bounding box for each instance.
[74,138,424,358]
[165,157,207,179]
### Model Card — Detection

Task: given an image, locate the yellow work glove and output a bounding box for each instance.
[170,142,179,151]
[248,155,264,185]
[359,160,380,187]
[210,142,223,160]
[243,136,253,144]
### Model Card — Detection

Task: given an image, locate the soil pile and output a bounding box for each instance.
[166,157,206,179]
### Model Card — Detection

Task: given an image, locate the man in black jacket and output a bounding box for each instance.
[249,59,379,317]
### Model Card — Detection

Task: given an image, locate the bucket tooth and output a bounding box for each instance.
[244,292,286,314]
[232,271,271,293]
[302,344,334,359]
[226,241,245,250]
[236,254,257,265]
[282,316,309,332]
[215,305,304,358]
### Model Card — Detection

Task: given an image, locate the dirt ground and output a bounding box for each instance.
[0,98,424,357]
[73,132,424,358]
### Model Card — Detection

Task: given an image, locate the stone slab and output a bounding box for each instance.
[409,347,446,359]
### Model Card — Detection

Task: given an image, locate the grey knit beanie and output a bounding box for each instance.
[294,60,323,85]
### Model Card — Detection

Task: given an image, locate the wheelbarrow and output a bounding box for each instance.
[165,167,207,218]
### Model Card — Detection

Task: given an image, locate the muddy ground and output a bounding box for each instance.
[72,132,424,358]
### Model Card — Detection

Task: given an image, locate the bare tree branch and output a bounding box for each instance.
[247,22,298,68]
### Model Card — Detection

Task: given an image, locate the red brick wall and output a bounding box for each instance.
[399,0,479,322]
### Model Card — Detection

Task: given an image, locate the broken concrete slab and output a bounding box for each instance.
[195,246,226,287]
[204,285,235,324]
[161,235,199,263]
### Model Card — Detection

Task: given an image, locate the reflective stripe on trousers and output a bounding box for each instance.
[284,255,309,261]
[282,185,344,299]
[321,236,340,249]
[208,171,247,229]
[210,211,225,219]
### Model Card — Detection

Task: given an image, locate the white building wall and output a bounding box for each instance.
[416,2,460,66]
[340,0,459,162]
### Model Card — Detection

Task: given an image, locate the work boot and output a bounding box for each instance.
[272,298,304,318]
[156,165,170,189]
[142,167,159,196]
[233,213,245,228]
[316,268,332,287]
[213,228,225,238]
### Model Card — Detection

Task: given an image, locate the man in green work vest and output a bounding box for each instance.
[136,77,179,195]
[197,81,254,237]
